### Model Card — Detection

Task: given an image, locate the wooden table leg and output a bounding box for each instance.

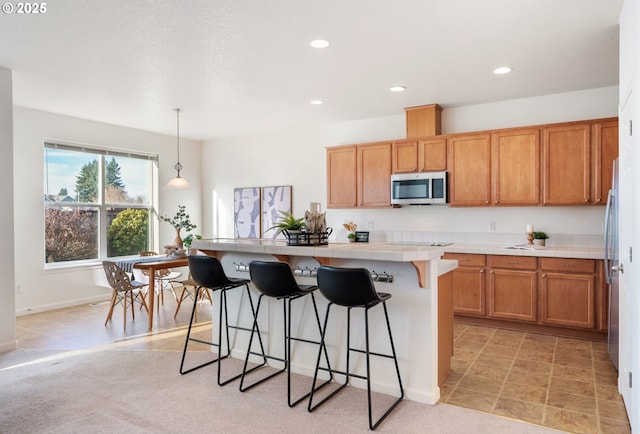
[147,270,155,330]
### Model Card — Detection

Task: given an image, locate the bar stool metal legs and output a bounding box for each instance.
[179,255,267,386]
[239,290,333,407]
[239,260,333,407]
[308,265,404,430]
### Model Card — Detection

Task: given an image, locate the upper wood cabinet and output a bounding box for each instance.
[327,145,357,208]
[592,120,619,204]
[542,123,591,205]
[391,138,447,173]
[357,142,392,207]
[326,142,391,209]
[448,134,491,206]
[491,129,541,205]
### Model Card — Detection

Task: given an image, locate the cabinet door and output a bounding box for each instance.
[419,138,447,171]
[488,269,537,322]
[448,134,491,206]
[542,124,591,205]
[327,146,357,208]
[357,142,392,207]
[450,267,486,316]
[539,272,596,329]
[592,120,619,205]
[491,129,540,205]
[391,140,419,173]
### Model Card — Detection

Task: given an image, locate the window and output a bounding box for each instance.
[44,142,158,265]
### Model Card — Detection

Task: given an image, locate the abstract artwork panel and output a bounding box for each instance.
[234,187,261,238]
[261,185,292,239]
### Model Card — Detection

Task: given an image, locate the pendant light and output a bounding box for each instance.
[166,107,191,189]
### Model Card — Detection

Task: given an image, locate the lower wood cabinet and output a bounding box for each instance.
[447,253,605,333]
[539,258,596,329]
[443,253,486,316]
[488,256,537,322]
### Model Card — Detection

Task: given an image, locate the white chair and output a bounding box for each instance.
[102,261,149,329]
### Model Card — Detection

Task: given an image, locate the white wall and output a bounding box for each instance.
[13,107,203,314]
[202,86,619,245]
[0,68,16,351]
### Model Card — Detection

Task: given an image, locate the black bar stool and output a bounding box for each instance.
[240,261,333,407]
[180,255,267,386]
[308,265,404,430]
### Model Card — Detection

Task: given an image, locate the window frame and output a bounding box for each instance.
[44,141,159,267]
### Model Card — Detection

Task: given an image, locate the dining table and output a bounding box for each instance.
[128,255,189,330]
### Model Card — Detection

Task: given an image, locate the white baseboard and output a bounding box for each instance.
[15,294,111,317]
[0,340,18,353]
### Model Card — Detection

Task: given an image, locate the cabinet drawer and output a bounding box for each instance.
[489,255,537,270]
[540,258,595,274]
[443,253,485,267]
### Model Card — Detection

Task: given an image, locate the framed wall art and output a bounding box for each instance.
[234,187,261,238]
[261,185,292,239]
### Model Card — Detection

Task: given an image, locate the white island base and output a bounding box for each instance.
[191,238,457,405]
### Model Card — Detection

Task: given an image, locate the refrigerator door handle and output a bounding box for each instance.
[604,188,614,284]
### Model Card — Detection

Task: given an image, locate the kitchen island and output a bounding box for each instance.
[191,238,458,404]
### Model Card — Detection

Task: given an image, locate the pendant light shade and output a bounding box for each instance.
[166,108,190,189]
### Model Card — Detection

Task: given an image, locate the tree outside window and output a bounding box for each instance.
[44,144,156,264]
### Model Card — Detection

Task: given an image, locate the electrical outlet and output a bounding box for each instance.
[15,284,21,294]
[489,220,496,231]
[367,220,374,229]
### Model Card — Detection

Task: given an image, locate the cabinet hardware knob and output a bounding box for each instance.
[485,200,489,204]
[489,270,494,274]
[508,260,518,264]
[480,269,485,273]
[584,198,589,202]
[597,198,601,203]
[542,274,547,277]
[561,264,575,268]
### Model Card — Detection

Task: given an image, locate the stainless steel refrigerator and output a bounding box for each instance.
[604,158,620,370]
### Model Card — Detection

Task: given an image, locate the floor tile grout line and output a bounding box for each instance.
[489,330,525,415]
[540,333,558,427]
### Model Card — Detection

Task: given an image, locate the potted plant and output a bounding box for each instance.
[532,231,549,246]
[343,221,357,242]
[266,210,306,240]
[159,205,197,248]
[183,233,202,255]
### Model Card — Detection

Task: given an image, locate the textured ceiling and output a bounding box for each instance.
[0,0,623,141]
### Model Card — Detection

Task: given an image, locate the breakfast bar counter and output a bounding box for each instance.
[191,238,457,404]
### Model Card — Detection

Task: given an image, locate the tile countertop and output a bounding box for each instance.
[193,238,605,261]
[444,243,605,260]
[193,238,448,262]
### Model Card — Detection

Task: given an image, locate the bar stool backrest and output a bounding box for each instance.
[317,265,380,307]
[249,261,301,298]
[188,255,233,289]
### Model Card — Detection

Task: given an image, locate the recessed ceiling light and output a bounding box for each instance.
[493,66,512,75]
[390,86,407,92]
[310,39,330,48]
[309,100,323,105]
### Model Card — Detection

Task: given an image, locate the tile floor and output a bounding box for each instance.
[440,322,632,434]
[14,294,632,433]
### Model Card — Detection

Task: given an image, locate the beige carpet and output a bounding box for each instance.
[0,348,563,433]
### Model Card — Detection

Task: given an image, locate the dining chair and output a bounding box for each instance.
[138,251,182,312]
[102,261,149,330]
[172,272,212,320]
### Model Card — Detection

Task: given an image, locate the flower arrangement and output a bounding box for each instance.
[343,221,357,241]
[159,205,197,232]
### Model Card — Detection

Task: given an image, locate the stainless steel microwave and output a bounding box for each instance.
[391,172,448,205]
